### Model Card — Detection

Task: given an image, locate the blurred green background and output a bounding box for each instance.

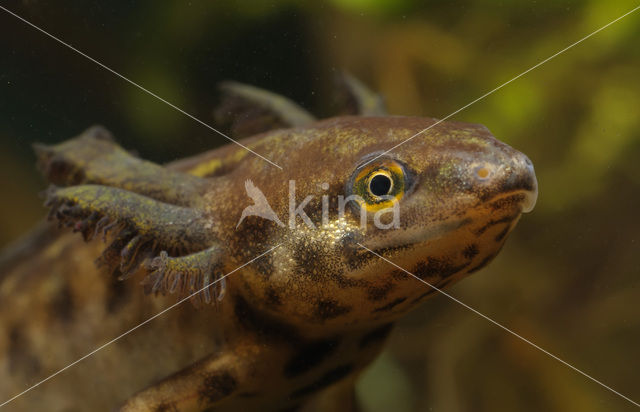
[1,0,639,410]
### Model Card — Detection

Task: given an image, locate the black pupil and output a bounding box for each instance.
[369,174,392,197]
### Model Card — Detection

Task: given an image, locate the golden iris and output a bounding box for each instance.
[352,160,406,212]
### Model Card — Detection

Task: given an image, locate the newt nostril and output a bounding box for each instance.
[472,164,495,182]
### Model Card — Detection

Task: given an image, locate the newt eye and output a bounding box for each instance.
[350,159,408,212]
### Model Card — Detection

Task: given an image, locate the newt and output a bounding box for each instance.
[0,78,537,411]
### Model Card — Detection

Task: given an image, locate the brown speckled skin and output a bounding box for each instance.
[0,115,536,411]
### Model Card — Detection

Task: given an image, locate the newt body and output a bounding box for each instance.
[0,81,537,411]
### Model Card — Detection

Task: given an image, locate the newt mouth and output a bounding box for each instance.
[358,217,474,252]
[503,174,538,213]
[485,188,537,214]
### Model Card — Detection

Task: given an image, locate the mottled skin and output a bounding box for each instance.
[0,82,537,411]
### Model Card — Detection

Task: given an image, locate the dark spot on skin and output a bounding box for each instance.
[343,238,411,273]
[436,276,457,289]
[290,364,356,399]
[359,323,394,348]
[390,269,409,281]
[253,253,275,279]
[409,290,435,305]
[198,371,237,404]
[422,162,442,181]
[462,244,479,260]
[413,257,468,280]
[50,283,74,322]
[489,195,525,211]
[106,278,129,313]
[314,299,352,321]
[474,213,518,236]
[154,402,178,412]
[342,234,378,272]
[366,281,395,301]
[234,295,299,342]
[466,254,496,274]
[501,173,535,193]
[8,326,41,377]
[372,244,412,255]
[495,225,511,242]
[265,286,282,306]
[284,338,341,378]
[372,297,407,313]
[232,219,276,264]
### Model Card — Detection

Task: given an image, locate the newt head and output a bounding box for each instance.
[228,115,537,332]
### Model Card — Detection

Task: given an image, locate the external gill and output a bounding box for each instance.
[37,126,227,306]
[143,247,226,305]
[34,126,209,207]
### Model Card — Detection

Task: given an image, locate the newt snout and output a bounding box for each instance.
[446,134,538,216]
[504,151,537,213]
[475,146,538,214]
